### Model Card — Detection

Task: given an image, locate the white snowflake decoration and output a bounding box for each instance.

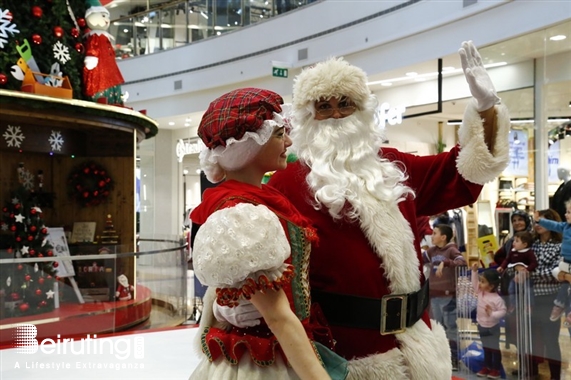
[3,125,25,147]
[53,42,70,64]
[49,130,64,151]
[0,8,20,49]
[0,223,7,231]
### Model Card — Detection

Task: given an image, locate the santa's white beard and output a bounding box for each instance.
[290,109,413,221]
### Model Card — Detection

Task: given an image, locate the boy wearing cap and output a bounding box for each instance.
[189,88,346,380]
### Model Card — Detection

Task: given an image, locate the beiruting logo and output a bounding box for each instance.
[14,323,144,360]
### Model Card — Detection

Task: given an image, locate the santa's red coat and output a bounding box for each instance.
[269,145,482,360]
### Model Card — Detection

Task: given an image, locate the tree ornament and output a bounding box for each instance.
[77,18,86,28]
[53,26,64,38]
[0,8,20,49]
[10,225,16,232]
[0,73,7,85]
[30,225,37,232]
[35,289,42,296]
[47,250,53,256]
[41,227,48,234]
[29,249,35,255]
[17,264,23,270]
[32,34,42,45]
[74,42,84,53]
[32,6,43,18]
[30,208,37,215]
[38,277,45,285]
[39,300,47,307]
[24,274,31,281]
[71,27,79,38]
[19,303,30,312]
[11,292,20,301]
[27,235,34,241]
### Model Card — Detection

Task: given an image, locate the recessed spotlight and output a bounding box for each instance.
[168,122,175,126]
[184,123,190,127]
[405,72,418,77]
[549,35,567,41]
[185,117,192,122]
[381,82,392,87]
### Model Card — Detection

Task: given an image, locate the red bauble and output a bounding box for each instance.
[41,228,48,234]
[77,18,86,28]
[38,253,43,257]
[30,208,37,215]
[19,303,30,312]
[47,275,52,280]
[25,274,31,281]
[6,247,13,254]
[32,34,42,45]
[10,292,20,301]
[53,262,59,268]
[53,26,64,38]
[27,235,34,241]
[47,250,53,257]
[38,277,45,285]
[2,207,7,212]
[75,43,84,54]
[32,6,43,18]
[35,289,42,296]
[30,250,36,256]
[30,225,37,233]
[39,300,47,307]
[15,236,21,242]
[17,264,23,270]
[0,73,7,85]
[9,213,14,218]
[83,167,90,174]
[14,203,20,209]
[98,180,105,187]
[10,225,16,232]
[83,191,89,198]
[71,27,79,38]
[93,190,99,197]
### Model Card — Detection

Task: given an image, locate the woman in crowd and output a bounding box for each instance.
[524,208,563,379]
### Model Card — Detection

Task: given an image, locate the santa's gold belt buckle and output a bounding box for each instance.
[380,294,407,335]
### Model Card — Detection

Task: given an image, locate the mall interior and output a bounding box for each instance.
[1,0,571,379]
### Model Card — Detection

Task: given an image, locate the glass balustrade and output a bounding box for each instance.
[110,0,318,59]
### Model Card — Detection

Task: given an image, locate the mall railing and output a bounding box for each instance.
[110,0,319,59]
[0,236,187,345]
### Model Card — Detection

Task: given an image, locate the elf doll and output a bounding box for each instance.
[83,0,124,105]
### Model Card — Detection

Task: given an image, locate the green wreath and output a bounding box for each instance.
[68,162,113,207]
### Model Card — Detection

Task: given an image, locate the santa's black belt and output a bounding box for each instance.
[312,280,429,335]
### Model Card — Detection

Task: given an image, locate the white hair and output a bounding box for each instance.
[290,95,414,220]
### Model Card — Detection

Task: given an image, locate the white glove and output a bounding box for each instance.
[84,56,99,70]
[459,40,501,112]
[212,299,262,328]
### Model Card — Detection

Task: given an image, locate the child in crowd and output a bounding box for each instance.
[424,224,466,371]
[535,201,571,325]
[471,263,506,379]
[497,231,537,312]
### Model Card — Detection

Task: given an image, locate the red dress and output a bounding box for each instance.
[83,32,124,97]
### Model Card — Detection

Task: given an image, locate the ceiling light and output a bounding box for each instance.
[549,35,567,41]
[405,72,418,77]
[184,123,190,127]
[200,11,208,19]
[168,122,175,126]
[185,117,192,122]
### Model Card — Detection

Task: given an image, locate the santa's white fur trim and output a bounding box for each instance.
[346,320,451,379]
[357,191,420,294]
[292,57,371,113]
[457,99,510,184]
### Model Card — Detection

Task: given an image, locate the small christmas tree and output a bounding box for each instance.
[100,213,119,245]
[1,187,57,317]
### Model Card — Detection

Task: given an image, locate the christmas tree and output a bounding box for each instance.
[0,0,88,98]
[1,186,57,317]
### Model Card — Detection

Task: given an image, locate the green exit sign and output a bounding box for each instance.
[272,67,288,78]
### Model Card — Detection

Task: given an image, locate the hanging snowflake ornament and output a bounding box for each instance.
[3,125,25,148]
[52,42,70,64]
[48,130,64,151]
[0,8,20,49]
[1,223,8,231]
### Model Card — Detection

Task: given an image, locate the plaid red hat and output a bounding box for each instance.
[198,88,284,149]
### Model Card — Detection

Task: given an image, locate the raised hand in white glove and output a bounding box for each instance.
[459,40,501,112]
[213,299,262,327]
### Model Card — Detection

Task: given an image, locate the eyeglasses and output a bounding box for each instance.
[315,105,357,118]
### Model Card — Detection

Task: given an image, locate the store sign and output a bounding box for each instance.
[378,102,406,128]
[176,139,201,162]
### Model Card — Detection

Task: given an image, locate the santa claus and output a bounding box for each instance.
[116,274,134,301]
[214,41,510,379]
